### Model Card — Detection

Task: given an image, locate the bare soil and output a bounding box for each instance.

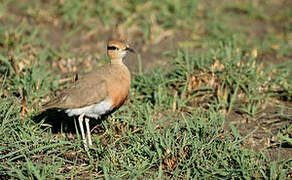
[226,103,292,161]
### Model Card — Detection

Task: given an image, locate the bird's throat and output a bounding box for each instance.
[111,58,124,65]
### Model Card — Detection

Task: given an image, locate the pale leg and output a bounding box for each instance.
[85,117,92,146]
[78,113,87,149]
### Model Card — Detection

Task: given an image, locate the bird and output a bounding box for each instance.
[42,40,135,149]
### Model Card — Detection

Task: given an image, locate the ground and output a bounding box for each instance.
[0,0,291,179]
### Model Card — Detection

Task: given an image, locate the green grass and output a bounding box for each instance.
[0,0,291,179]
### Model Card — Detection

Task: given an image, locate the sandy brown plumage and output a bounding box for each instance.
[42,40,135,150]
[42,64,130,110]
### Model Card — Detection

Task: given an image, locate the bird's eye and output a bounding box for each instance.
[107,46,119,50]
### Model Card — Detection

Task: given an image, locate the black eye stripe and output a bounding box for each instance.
[107,46,119,50]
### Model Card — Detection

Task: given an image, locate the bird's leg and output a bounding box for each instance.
[85,117,92,146]
[78,113,87,150]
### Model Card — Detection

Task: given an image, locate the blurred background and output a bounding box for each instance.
[0,0,291,73]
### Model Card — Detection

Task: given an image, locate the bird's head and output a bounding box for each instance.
[107,41,135,62]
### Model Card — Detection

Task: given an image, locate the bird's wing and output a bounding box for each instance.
[42,72,109,110]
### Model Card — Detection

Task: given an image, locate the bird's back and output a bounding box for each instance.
[42,63,131,111]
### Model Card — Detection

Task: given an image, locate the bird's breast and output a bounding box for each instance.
[107,66,131,109]
[108,80,130,108]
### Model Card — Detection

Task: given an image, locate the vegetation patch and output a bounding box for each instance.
[0,0,291,179]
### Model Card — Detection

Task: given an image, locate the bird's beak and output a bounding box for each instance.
[126,47,135,53]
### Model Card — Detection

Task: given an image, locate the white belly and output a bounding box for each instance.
[65,98,112,119]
